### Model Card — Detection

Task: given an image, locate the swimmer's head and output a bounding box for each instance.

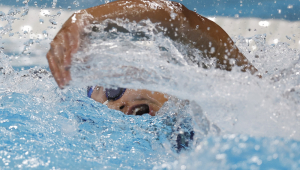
[88,86,168,116]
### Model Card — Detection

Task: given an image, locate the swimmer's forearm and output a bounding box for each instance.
[47,0,259,88]
[64,0,255,72]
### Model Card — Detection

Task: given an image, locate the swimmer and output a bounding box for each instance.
[46,0,258,116]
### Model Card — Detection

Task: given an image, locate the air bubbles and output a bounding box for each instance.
[57,11,61,16]
[21,25,32,33]
[250,156,263,165]
[67,6,72,10]
[49,18,57,25]
[273,39,279,44]
[22,39,34,54]
[170,13,177,20]
[287,5,293,9]
[22,0,29,4]
[42,30,48,37]
[277,9,281,14]
[73,1,80,7]
[0,11,5,17]
[7,9,18,16]
[40,9,50,17]
[52,0,57,8]
[258,21,270,27]
[39,19,44,24]
[210,47,215,54]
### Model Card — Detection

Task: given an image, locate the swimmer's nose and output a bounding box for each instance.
[119,105,125,111]
[107,101,127,113]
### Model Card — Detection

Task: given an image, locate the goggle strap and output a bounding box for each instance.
[87,86,94,98]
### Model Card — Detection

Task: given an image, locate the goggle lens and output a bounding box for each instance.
[87,86,126,101]
[105,87,126,101]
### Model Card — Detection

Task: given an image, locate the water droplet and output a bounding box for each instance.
[68,6,72,10]
[49,18,57,25]
[22,0,29,4]
[52,0,57,8]
[39,19,44,24]
[73,0,80,7]
[42,30,48,37]
[0,11,5,17]
[277,9,281,14]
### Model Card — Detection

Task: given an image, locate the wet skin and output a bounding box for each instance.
[46,0,260,115]
[46,0,259,89]
[91,87,168,116]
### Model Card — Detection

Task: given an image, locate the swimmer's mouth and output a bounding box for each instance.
[128,104,150,116]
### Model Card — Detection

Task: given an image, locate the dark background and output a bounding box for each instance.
[0,0,299,21]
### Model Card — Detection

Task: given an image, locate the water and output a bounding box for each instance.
[1,0,299,21]
[1,1,300,170]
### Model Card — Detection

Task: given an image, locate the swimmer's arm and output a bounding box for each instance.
[48,0,185,88]
[47,0,258,88]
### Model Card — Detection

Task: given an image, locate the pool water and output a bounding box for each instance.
[1,0,300,169]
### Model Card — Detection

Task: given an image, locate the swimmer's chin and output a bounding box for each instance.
[126,104,155,116]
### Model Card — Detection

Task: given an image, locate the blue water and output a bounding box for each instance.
[0,92,173,169]
[1,0,300,169]
[1,83,300,169]
[1,0,299,21]
[1,71,300,169]
[1,46,300,169]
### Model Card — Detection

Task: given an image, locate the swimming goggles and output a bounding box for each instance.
[87,86,126,101]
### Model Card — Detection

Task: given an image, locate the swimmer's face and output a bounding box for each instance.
[91,87,168,116]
